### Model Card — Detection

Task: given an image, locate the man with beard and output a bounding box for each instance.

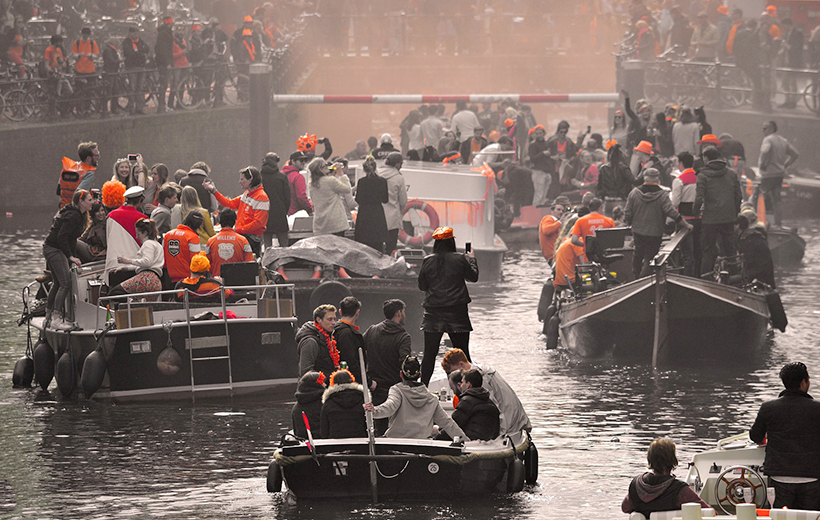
[296,304,340,380]
[59,141,99,208]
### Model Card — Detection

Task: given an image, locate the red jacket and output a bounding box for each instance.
[283,165,313,215]
[214,184,269,236]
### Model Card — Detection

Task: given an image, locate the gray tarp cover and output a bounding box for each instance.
[261,235,416,279]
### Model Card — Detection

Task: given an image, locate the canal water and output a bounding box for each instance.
[0,212,818,520]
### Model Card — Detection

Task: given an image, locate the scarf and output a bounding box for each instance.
[678,168,696,185]
[316,325,340,368]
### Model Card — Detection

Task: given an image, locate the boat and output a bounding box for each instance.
[767,226,805,267]
[542,229,785,365]
[266,429,537,500]
[15,260,300,402]
[781,169,820,218]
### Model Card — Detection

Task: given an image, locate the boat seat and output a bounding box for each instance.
[585,235,625,266]
[628,507,716,520]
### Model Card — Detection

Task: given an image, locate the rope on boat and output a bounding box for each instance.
[375,460,409,478]
[272,436,530,467]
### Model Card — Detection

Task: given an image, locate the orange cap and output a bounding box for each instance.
[528,124,545,135]
[163,16,173,24]
[633,140,654,155]
[504,118,515,128]
[190,253,210,273]
[605,139,618,150]
[242,28,252,36]
[717,5,729,15]
[697,134,722,146]
[244,15,253,22]
[766,5,777,12]
[432,226,454,240]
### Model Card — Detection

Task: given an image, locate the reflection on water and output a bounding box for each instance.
[0,219,817,519]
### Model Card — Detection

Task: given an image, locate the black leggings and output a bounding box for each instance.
[421,331,471,386]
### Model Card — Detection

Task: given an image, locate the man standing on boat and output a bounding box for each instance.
[750,362,820,510]
[335,296,365,377]
[570,198,615,248]
[757,121,799,228]
[364,299,412,436]
[624,168,691,279]
[296,304,341,380]
[538,196,570,263]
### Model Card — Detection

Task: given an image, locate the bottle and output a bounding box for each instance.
[340,361,348,371]
[106,305,113,323]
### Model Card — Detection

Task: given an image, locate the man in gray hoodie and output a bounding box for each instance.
[364,356,467,440]
[624,168,691,279]
[693,147,742,275]
[377,152,408,255]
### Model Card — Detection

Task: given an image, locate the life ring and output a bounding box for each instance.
[399,199,440,247]
[309,281,353,311]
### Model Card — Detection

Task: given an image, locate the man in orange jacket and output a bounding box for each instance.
[71,27,100,75]
[205,208,254,277]
[204,166,269,258]
[538,196,570,263]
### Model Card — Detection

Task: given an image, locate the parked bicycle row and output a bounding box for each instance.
[0,63,250,122]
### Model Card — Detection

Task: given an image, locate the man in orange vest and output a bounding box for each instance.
[71,27,100,76]
[58,142,99,208]
[164,211,204,283]
[204,208,253,277]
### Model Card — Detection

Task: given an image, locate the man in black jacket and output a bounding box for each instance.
[750,362,820,510]
[364,299,412,435]
[154,17,174,112]
[260,152,290,248]
[335,296,365,378]
[295,304,339,379]
[122,27,149,114]
[452,369,500,441]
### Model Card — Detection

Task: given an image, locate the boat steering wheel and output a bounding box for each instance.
[713,464,767,515]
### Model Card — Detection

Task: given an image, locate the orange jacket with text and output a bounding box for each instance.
[214,185,270,237]
[204,227,254,277]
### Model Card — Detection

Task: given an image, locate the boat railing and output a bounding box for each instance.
[716,433,755,451]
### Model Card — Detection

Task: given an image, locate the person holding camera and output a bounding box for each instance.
[306,157,351,237]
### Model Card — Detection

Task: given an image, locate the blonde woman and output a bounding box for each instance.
[170,185,215,244]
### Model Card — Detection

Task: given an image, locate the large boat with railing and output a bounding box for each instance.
[15,260,299,402]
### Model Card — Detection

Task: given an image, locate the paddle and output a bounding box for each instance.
[301,411,320,466]
[359,347,378,503]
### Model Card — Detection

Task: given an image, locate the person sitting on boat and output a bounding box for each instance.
[105,186,148,288]
[76,202,108,264]
[335,296,364,379]
[552,236,586,293]
[554,192,594,254]
[108,218,164,303]
[164,211,204,285]
[624,168,692,279]
[750,362,820,510]
[570,197,615,248]
[621,437,709,516]
[43,189,94,331]
[320,369,367,439]
[203,166,270,258]
[364,356,469,441]
[204,208,253,278]
[174,253,233,302]
[296,304,341,380]
[538,196,570,264]
[449,369,500,441]
[364,299,412,436]
[735,216,775,288]
[292,371,326,439]
[441,349,531,435]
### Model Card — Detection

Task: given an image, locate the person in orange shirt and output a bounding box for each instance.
[163,211,203,283]
[71,27,100,75]
[204,166,269,258]
[45,35,68,72]
[538,196,570,263]
[570,198,615,248]
[205,208,253,277]
[553,236,586,292]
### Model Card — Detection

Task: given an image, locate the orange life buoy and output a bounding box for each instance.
[398,199,440,247]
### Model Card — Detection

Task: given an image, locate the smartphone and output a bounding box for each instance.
[127,154,138,162]
[586,125,591,134]
[465,242,472,253]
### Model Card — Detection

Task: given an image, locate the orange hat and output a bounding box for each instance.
[190,253,210,273]
[766,5,777,13]
[432,226,454,240]
[192,23,202,31]
[296,133,318,152]
[244,15,253,22]
[528,124,546,135]
[163,16,173,24]
[242,28,252,36]
[717,5,729,15]
[633,140,654,155]
[605,139,618,150]
[697,134,722,146]
[101,180,126,208]
[504,118,515,128]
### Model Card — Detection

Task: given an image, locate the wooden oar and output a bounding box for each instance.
[359,347,378,503]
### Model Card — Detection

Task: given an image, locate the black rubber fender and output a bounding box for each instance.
[12,355,34,387]
[309,280,353,311]
[506,459,525,493]
[55,350,76,398]
[80,349,107,398]
[267,460,283,492]
[766,291,788,333]
[537,282,554,322]
[33,338,54,391]
[546,315,560,350]
[524,442,539,484]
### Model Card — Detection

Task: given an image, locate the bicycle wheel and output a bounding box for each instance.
[143,73,159,111]
[26,84,49,121]
[719,68,753,108]
[222,72,250,105]
[176,73,207,109]
[803,81,820,115]
[74,84,103,117]
[3,89,35,121]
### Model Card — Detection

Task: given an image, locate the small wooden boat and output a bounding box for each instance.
[545,230,783,366]
[782,170,820,218]
[768,226,805,266]
[267,430,537,500]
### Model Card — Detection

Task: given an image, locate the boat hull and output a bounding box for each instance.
[558,274,771,362]
[275,435,528,500]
